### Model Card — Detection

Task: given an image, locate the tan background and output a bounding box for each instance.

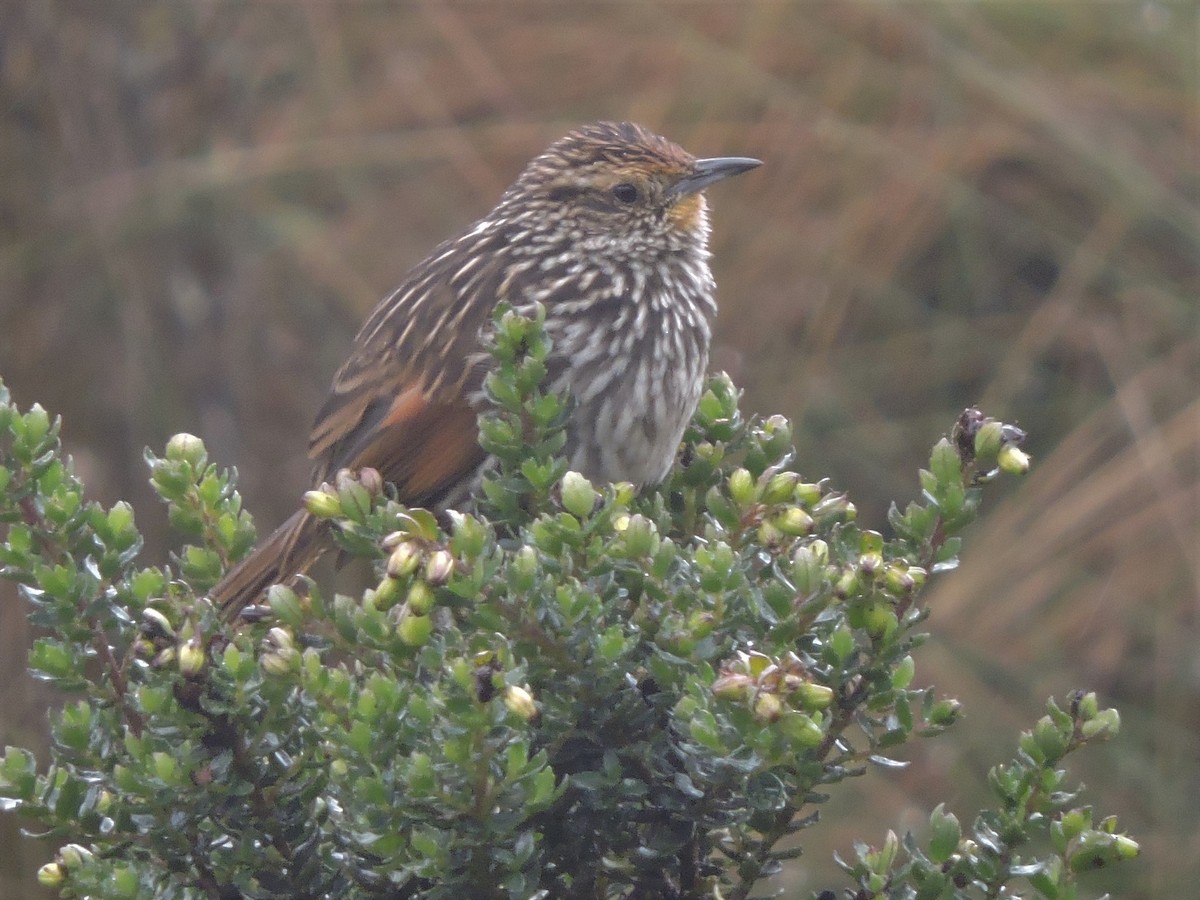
[1,2,1196,897]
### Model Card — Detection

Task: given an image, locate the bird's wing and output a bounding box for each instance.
[307,235,503,506]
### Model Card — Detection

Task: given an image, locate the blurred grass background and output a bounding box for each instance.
[1,2,1195,897]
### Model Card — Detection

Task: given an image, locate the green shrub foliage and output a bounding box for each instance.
[1,306,1136,898]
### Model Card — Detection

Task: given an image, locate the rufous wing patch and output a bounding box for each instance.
[324,385,483,506]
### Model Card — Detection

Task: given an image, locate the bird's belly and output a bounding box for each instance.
[563,351,706,487]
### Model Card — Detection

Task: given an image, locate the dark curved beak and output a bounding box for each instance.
[668,156,762,199]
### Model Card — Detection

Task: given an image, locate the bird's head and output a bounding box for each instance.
[504,121,760,253]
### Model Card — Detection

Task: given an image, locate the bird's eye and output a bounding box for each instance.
[611,182,639,204]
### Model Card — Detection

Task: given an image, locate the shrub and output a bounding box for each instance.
[0,307,1135,898]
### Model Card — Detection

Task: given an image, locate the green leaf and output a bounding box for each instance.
[928,803,961,863]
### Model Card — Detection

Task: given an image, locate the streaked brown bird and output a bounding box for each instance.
[213,121,760,616]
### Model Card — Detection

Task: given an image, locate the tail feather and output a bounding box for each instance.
[211,509,327,618]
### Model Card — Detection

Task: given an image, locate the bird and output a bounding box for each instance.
[212,121,760,616]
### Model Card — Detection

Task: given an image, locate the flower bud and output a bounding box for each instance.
[858,550,884,578]
[762,471,800,505]
[780,650,805,675]
[37,863,66,887]
[757,518,784,546]
[266,627,294,651]
[727,468,756,506]
[177,637,205,678]
[778,711,824,747]
[386,540,422,578]
[373,576,402,609]
[165,432,206,468]
[743,650,771,678]
[424,549,455,586]
[141,608,175,640]
[998,443,1031,475]
[780,672,805,693]
[1080,707,1120,741]
[772,506,813,537]
[693,441,722,464]
[406,580,435,615]
[834,568,861,599]
[1113,834,1139,860]
[1074,690,1099,720]
[358,467,384,498]
[883,563,915,595]
[397,612,433,647]
[759,414,793,457]
[560,471,597,518]
[711,672,754,700]
[863,602,898,640]
[503,684,538,721]
[794,682,834,712]
[260,648,298,676]
[58,844,93,868]
[791,540,829,595]
[304,489,342,519]
[753,692,784,723]
[794,481,823,507]
[928,698,961,727]
[1068,829,1139,873]
[973,420,1005,461]
[759,663,789,689]
[813,492,856,524]
[151,646,177,668]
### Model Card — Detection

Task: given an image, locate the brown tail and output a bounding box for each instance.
[211,509,328,619]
